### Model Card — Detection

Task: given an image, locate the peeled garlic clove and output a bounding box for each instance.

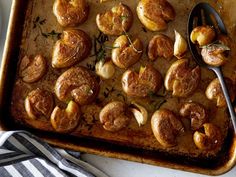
[95,60,115,79]
[130,103,148,126]
[174,30,187,59]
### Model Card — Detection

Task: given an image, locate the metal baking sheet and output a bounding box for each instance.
[0,0,236,175]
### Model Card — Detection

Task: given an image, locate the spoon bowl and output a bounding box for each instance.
[187,2,236,131]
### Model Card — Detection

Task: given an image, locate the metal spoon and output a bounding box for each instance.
[187,2,236,131]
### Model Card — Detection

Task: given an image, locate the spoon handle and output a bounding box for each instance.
[213,67,236,131]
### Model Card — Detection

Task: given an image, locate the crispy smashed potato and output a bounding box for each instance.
[51,101,81,133]
[52,29,92,68]
[151,109,184,147]
[96,3,133,36]
[148,34,174,60]
[190,26,216,46]
[99,101,131,132]
[112,35,143,68]
[137,0,175,31]
[201,43,230,67]
[55,67,99,105]
[25,88,54,120]
[193,123,223,150]
[180,102,208,131]
[205,77,235,107]
[19,55,46,83]
[122,65,162,97]
[164,59,201,97]
[53,0,89,27]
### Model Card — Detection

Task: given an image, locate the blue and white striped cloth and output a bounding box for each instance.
[0,131,109,177]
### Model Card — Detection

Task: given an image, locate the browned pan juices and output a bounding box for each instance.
[1,0,236,175]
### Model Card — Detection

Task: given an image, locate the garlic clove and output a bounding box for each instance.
[95,60,115,79]
[174,30,187,59]
[130,102,148,126]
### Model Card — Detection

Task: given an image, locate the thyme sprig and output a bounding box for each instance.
[33,16,61,40]
[122,29,143,53]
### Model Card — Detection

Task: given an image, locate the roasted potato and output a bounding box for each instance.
[51,101,81,133]
[96,3,133,36]
[99,101,131,132]
[190,26,216,46]
[164,59,201,97]
[55,66,100,105]
[148,34,174,60]
[201,43,230,67]
[193,123,222,150]
[205,77,235,107]
[112,35,143,68]
[53,0,89,27]
[137,0,175,31]
[19,55,46,83]
[151,109,184,147]
[25,88,54,120]
[180,102,208,131]
[122,65,162,97]
[52,29,92,68]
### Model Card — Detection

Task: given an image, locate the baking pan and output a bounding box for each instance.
[0,0,236,175]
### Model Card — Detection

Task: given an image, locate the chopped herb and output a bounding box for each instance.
[33,16,61,40]
[103,87,115,98]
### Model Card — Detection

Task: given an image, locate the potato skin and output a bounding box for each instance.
[54,67,100,105]
[25,88,54,120]
[122,65,163,97]
[193,123,222,150]
[96,3,133,36]
[52,29,92,68]
[137,0,175,31]
[164,59,201,97]
[99,101,131,132]
[148,34,174,60]
[19,55,46,83]
[190,26,216,46]
[205,77,235,107]
[53,0,89,27]
[151,109,184,147]
[180,102,208,131]
[112,35,143,68]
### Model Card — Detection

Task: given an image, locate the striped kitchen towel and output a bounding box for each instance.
[0,131,109,177]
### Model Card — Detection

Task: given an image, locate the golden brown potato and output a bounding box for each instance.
[99,101,131,132]
[55,66,100,105]
[201,43,230,67]
[53,0,89,27]
[122,65,162,97]
[25,88,54,120]
[148,34,174,60]
[112,35,143,68]
[205,78,235,107]
[19,55,46,83]
[96,3,133,36]
[51,101,81,133]
[193,123,222,150]
[190,26,216,46]
[151,109,184,147]
[52,29,92,68]
[137,0,175,31]
[164,59,201,97]
[180,102,208,131]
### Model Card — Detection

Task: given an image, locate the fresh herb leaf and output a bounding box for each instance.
[120,15,128,21]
